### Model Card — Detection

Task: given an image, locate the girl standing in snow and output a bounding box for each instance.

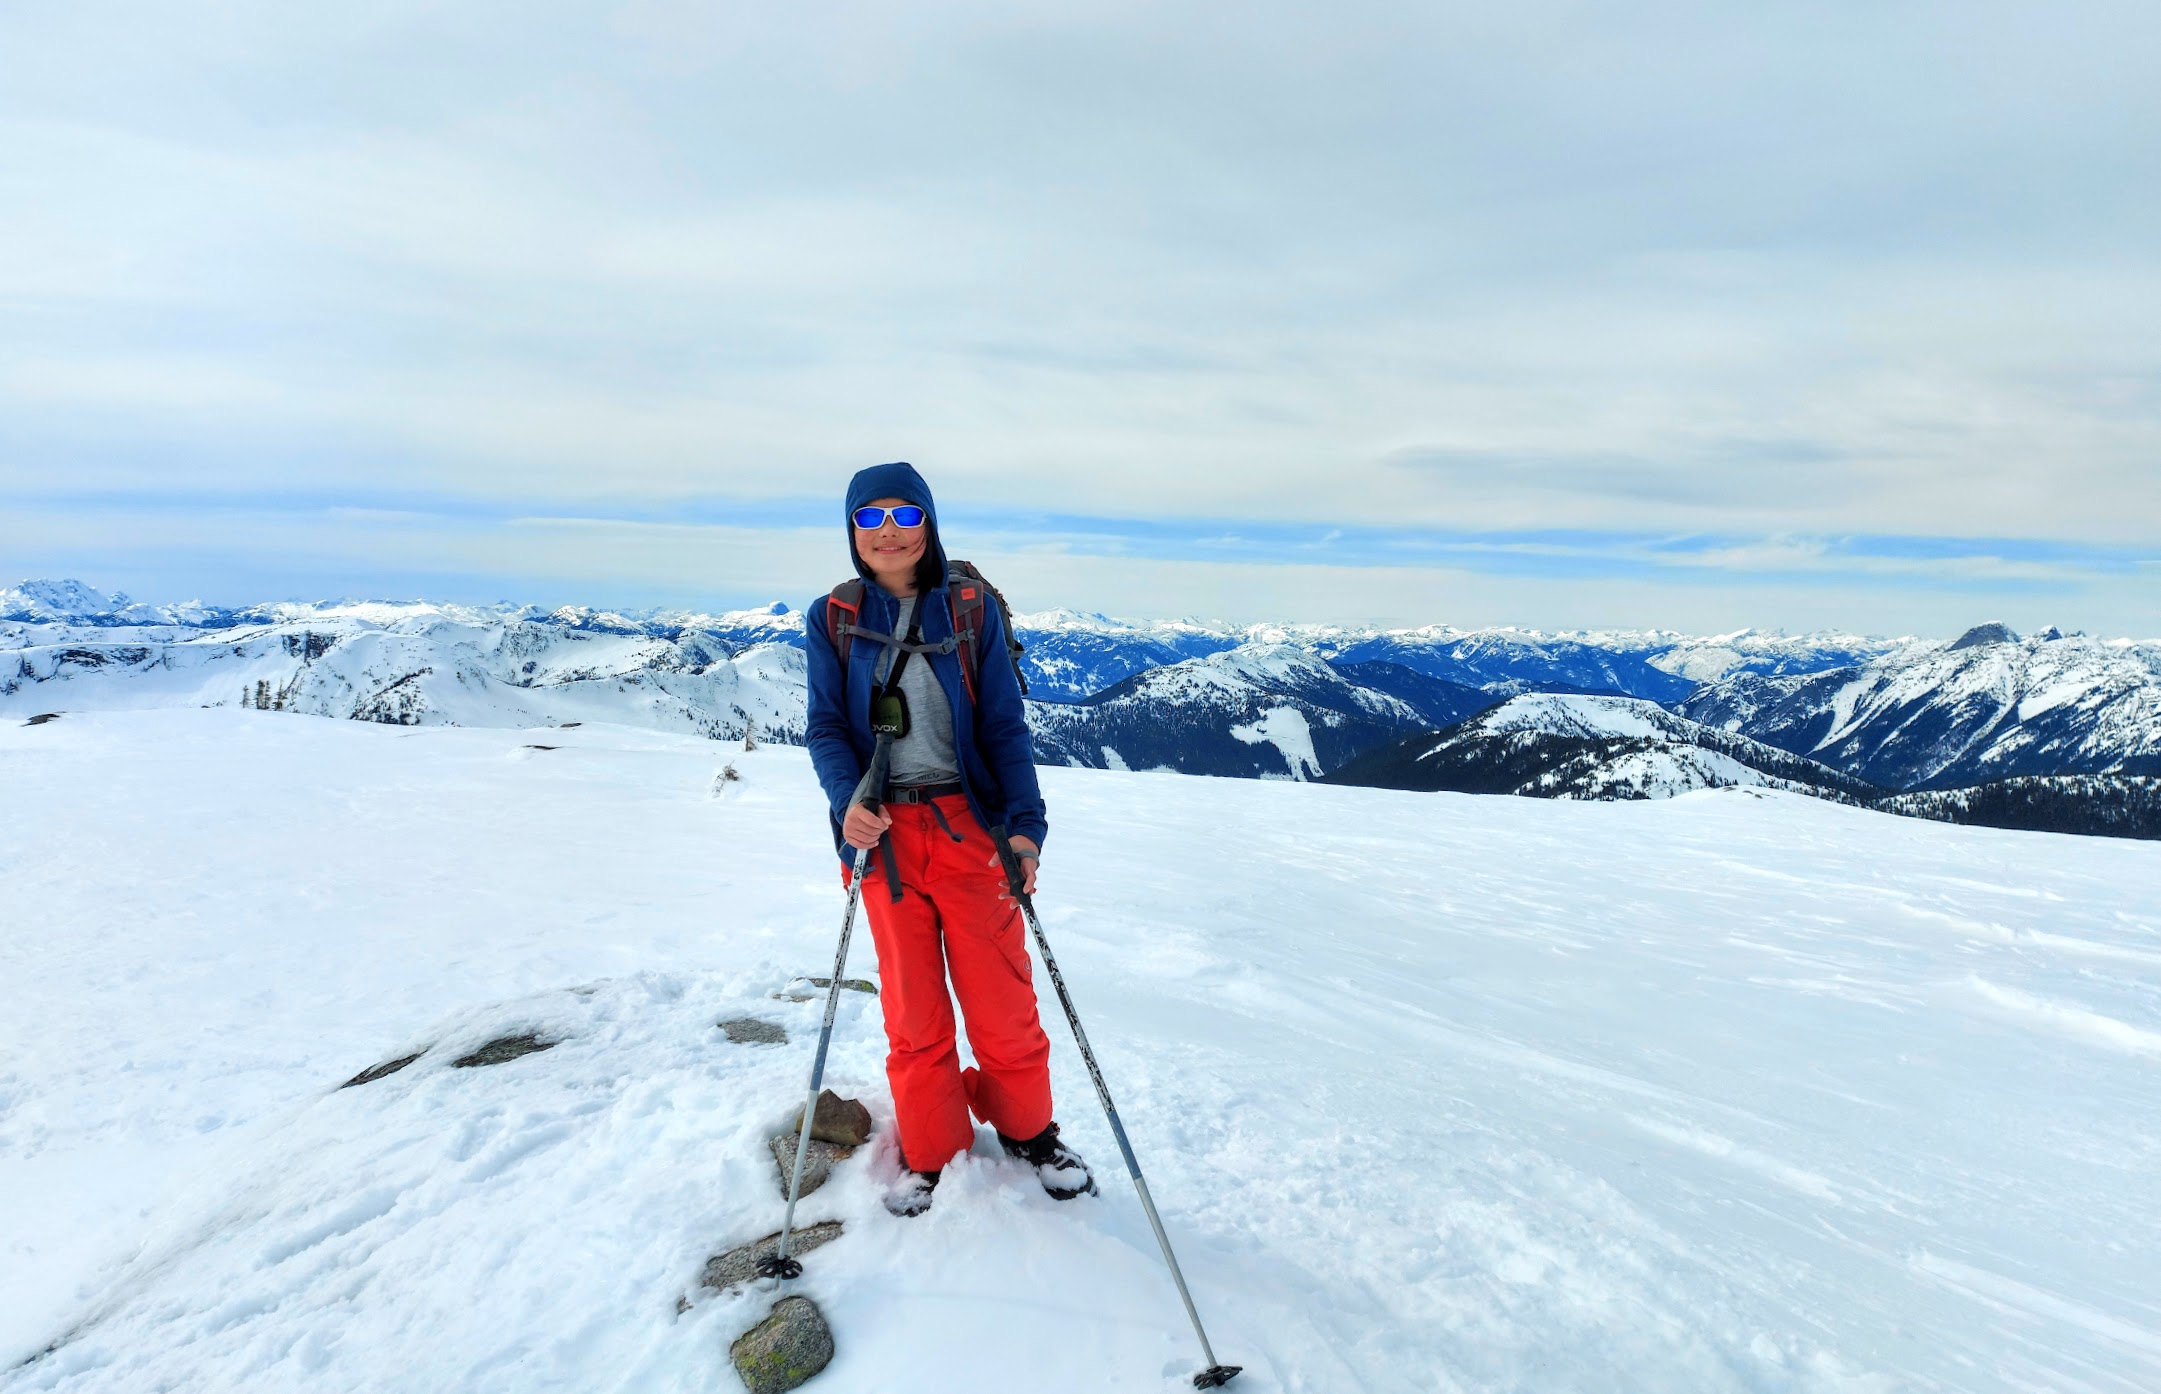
[805,461,1094,1215]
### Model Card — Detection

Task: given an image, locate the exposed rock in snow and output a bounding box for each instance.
[451,1033,558,1068]
[768,1134,855,1199]
[340,1052,426,1089]
[729,1296,835,1394]
[701,1223,845,1295]
[791,1090,874,1148]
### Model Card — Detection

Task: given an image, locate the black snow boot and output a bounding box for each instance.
[999,1122,1098,1200]
[884,1168,940,1217]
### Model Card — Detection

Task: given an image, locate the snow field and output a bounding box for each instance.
[3,710,2159,1392]
[1229,707,1321,780]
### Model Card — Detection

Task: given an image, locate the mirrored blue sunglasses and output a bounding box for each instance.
[852,504,927,529]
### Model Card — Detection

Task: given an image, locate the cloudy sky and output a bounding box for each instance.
[3,0,2157,635]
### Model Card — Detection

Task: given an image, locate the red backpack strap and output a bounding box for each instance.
[944,558,1030,702]
[825,579,865,664]
[945,563,986,703]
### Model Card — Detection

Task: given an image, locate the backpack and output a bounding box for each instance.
[824,560,1030,701]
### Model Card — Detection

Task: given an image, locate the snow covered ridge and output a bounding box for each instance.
[1327,692,2161,839]
[3,578,1905,699]
[1026,644,1493,779]
[2,599,808,742]
[7,712,2161,1391]
[1013,616,1905,702]
[0,580,807,648]
[1327,694,1884,804]
[1680,622,2161,790]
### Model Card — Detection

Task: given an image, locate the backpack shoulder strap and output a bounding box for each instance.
[944,562,986,702]
[825,578,865,664]
[944,559,1028,700]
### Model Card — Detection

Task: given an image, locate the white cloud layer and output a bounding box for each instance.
[7,498,2156,639]
[2,0,2157,627]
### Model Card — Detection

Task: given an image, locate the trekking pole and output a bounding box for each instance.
[991,827,1242,1390]
[759,735,893,1282]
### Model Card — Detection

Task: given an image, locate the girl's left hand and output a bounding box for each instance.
[993,835,1039,900]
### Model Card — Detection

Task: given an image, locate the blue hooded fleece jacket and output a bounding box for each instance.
[805,462,1048,865]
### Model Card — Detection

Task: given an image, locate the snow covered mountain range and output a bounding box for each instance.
[1,578,1891,702]
[0,580,1888,765]
[1027,647,1494,779]
[1679,622,2161,789]
[1326,694,1884,804]
[2,585,808,743]
[7,581,2158,834]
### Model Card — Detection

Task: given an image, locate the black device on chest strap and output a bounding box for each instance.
[869,597,930,901]
[867,596,928,740]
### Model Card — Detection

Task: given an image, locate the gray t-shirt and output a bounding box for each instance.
[881,596,961,788]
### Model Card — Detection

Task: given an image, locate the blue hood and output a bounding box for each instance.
[844,461,948,586]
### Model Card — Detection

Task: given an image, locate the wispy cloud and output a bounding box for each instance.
[5,487,2153,635]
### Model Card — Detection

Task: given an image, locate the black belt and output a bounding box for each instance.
[884,782,964,804]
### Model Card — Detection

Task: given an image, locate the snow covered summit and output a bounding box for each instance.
[4,710,2158,1392]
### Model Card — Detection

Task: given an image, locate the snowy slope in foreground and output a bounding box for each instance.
[4,713,2160,1393]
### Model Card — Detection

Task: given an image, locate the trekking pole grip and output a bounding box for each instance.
[852,734,895,814]
[988,823,1032,901]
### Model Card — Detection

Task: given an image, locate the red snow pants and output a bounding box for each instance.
[850,793,1054,1172]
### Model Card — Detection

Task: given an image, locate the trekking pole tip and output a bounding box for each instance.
[1193,1366,1242,1389]
[753,1254,803,1281]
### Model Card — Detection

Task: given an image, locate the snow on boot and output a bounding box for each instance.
[884,1169,940,1217]
[999,1122,1098,1200]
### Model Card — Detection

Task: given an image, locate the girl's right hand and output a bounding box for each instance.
[842,802,893,850]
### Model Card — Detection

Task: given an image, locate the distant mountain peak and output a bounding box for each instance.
[4,578,128,618]
[1948,622,2020,651]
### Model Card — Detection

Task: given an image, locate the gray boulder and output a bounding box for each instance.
[702,1221,844,1294]
[768,1134,855,1199]
[792,1090,873,1147]
[730,1296,834,1394]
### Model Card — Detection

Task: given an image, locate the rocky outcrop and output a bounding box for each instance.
[729,1297,835,1394]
